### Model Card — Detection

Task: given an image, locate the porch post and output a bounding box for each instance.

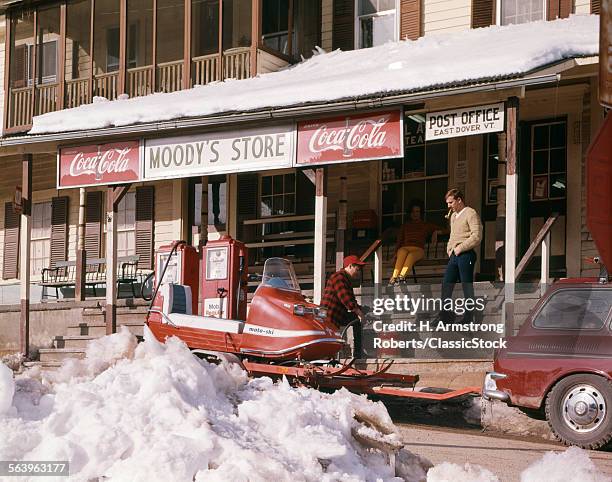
[75,187,87,301]
[198,177,208,316]
[335,175,347,270]
[504,97,519,333]
[19,154,32,357]
[105,185,130,335]
[250,0,260,77]
[313,167,327,304]
[495,133,507,281]
[199,176,208,247]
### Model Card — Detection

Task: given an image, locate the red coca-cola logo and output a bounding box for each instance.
[59,141,141,188]
[297,110,402,165]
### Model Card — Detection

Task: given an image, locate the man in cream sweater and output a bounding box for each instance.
[441,188,482,323]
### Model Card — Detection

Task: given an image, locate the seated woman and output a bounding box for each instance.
[390,200,445,284]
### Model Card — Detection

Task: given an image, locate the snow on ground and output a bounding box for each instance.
[520,446,611,482]
[479,398,557,441]
[427,462,500,482]
[0,328,432,482]
[29,15,598,135]
[0,330,609,482]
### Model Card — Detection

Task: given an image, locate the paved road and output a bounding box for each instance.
[397,424,612,482]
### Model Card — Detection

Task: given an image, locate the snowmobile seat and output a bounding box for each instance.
[160,284,245,334]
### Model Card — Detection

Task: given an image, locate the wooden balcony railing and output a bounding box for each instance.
[157,60,183,93]
[223,47,250,80]
[127,65,154,98]
[35,83,58,116]
[65,78,90,108]
[192,53,219,86]
[5,47,261,132]
[8,86,33,129]
[93,72,118,100]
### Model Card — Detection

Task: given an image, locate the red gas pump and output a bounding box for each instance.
[153,242,199,315]
[200,235,248,320]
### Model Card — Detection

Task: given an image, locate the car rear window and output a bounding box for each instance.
[533,289,612,330]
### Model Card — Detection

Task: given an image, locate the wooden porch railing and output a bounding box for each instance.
[35,82,58,116]
[65,78,90,108]
[8,86,33,129]
[157,60,183,93]
[515,213,558,284]
[127,65,154,98]
[93,71,118,100]
[5,46,263,131]
[192,53,219,86]
[223,47,250,80]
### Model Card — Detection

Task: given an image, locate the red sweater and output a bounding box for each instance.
[395,221,439,251]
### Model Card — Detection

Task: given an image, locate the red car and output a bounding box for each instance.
[483,279,612,449]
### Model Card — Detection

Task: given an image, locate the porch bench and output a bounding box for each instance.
[40,255,142,300]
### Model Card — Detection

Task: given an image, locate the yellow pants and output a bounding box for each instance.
[392,246,425,279]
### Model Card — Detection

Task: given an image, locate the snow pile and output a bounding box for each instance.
[1,352,24,371]
[0,328,433,481]
[520,446,611,482]
[0,362,15,414]
[30,15,598,134]
[427,462,500,482]
[480,399,556,440]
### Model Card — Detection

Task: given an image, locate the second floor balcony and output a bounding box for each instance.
[4,0,322,133]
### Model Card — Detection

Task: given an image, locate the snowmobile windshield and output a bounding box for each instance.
[260,258,301,292]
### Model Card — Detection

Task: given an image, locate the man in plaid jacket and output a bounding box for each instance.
[321,255,366,358]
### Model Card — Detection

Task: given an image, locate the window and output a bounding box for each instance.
[107,24,138,71]
[381,115,448,231]
[24,41,58,84]
[262,0,290,54]
[531,121,566,201]
[533,289,612,330]
[497,0,545,25]
[117,192,136,258]
[356,0,397,49]
[260,173,296,217]
[31,202,52,275]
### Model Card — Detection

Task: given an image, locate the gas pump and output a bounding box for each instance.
[153,241,200,315]
[201,235,248,320]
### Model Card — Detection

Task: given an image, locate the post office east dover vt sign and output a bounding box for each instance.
[143,124,295,180]
[425,103,504,141]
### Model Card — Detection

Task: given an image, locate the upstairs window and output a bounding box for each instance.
[356,0,397,49]
[498,0,545,25]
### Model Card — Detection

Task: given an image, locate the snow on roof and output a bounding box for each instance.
[29,15,598,135]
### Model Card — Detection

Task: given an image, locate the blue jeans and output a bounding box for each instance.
[442,250,476,321]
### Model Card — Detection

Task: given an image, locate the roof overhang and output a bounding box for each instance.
[0,72,564,153]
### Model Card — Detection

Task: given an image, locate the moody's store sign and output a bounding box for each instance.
[142,124,295,180]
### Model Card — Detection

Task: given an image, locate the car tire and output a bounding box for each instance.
[545,374,612,450]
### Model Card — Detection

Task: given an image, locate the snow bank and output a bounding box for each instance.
[480,399,556,441]
[427,462,500,482]
[0,328,432,481]
[30,15,598,134]
[520,446,611,482]
[0,362,15,414]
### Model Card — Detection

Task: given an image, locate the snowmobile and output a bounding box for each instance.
[145,237,479,402]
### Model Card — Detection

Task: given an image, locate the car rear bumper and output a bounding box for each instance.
[482,371,511,403]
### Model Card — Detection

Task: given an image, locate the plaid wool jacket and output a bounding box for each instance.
[320,269,360,327]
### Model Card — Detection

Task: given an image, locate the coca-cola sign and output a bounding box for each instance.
[58,141,141,188]
[296,110,402,166]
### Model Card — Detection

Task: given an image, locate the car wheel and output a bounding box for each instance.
[545,374,612,450]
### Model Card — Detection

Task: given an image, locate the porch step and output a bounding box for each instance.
[66,322,144,337]
[53,335,97,350]
[38,348,86,363]
[23,360,63,370]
